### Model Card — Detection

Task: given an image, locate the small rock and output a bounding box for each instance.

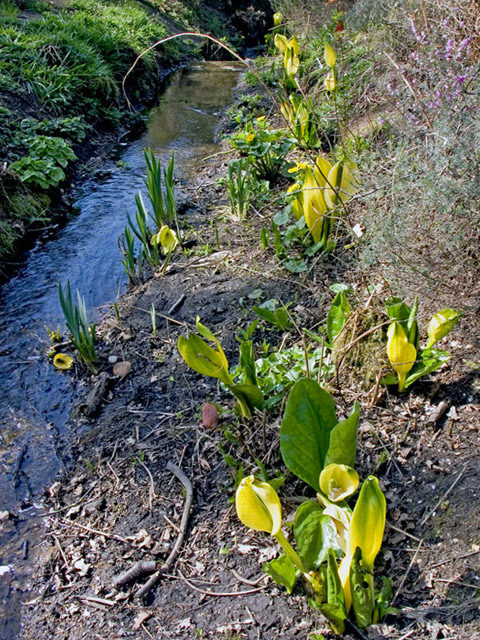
[202,402,218,429]
[113,361,132,378]
[0,511,10,522]
[108,355,118,365]
[49,482,62,498]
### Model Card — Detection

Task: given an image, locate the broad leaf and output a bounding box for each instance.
[324,401,360,469]
[295,502,341,569]
[327,290,351,345]
[263,553,297,593]
[280,379,338,491]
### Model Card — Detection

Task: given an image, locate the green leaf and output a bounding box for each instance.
[263,554,297,594]
[329,283,350,294]
[403,348,450,388]
[350,547,375,629]
[238,340,257,386]
[178,334,231,386]
[294,502,341,569]
[284,258,308,273]
[280,379,338,491]
[319,549,346,634]
[324,401,360,469]
[230,384,264,412]
[385,297,411,331]
[327,291,351,345]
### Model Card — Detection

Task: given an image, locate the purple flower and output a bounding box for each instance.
[456,75,467,85]
[445,38,455,59]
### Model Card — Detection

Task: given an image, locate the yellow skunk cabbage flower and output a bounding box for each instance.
[324,69,336,91]
[324,42,336,68]
[280,100,294,123]
[324,161,359,210]
[151,225,179,254]
[53,353,74,370]
[303,166,328,242]
[285,37,300,76]
[387,321,417,391]
[323,503,352,551]
[425,308,462,349]
[320,464,359,502]
[274,33,288,53]
[236,475,282,535]
[273,11,283,26]
[236,475,308,576]
[338,476,386,611]
[313,156,332,188]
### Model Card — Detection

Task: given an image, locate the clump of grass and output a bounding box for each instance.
[58,280,97,372]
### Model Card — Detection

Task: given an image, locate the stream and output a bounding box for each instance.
[0,60,242,639]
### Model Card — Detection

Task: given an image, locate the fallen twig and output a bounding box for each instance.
[392,539,424,605]
[136,461,193,598]
[178,570,269,597]
[113,561,157,587]
[421,464,467,526]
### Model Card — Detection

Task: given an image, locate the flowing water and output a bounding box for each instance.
[0,60,242,638]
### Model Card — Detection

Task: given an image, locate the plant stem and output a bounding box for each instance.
[274,529,307,574]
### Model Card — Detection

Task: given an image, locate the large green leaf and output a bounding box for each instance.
[324,401,360,469]
[327,290,351,346]
[280,379,338,491]
[294,502,341,570]
[263,553,297,594]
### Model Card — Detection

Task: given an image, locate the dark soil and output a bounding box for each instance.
[17,129,480,640]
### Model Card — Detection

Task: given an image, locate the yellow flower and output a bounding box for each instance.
[245,132,255,143]
[151,225,179,254]
[338,476,386,611]
[426,309,462,349]
[273,11,283,26]
[386,321,417,391]
[256,115,266,122]
[287,182,301,193]
[53,353,74,370]
[287,162,307,174]
[235,475,282,535]
[320,463,359,502]
[324,42,336,68]
[303,166,327,241]
[324,69,336,91]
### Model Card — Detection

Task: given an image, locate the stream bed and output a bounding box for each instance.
[0,60,242,639]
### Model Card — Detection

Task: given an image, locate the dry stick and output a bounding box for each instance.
[178,570,269,597]
[113,561,157,587]
[419,0,430,35]
[420,464,467,526]
[430,548,480,570]
[392,539,424,606]
[136,461,193,598]
[57,518,130,545]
